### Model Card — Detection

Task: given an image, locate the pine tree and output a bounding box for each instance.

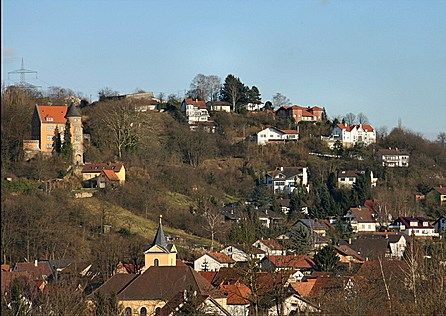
[352,171,372,206]
[53,127,62,154]
[314,245,339,272]
[288,226,311,254]
[60,120,73,160]
[248,86,262,104]
[220,74,248,113]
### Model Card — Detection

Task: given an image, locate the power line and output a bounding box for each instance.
[7,58,41,88]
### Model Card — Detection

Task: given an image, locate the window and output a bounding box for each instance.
[153,258,159,266]
[124,307,132,316]
[46,117,53,122]
[140,307,147,316]
[46,144,52,149]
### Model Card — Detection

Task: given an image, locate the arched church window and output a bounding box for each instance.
[154,258,159,266]
[140,307,147,316]
[124,307,132,316]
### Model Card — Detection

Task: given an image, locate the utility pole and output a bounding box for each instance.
[7,58,40,88]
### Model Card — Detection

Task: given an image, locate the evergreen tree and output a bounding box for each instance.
[288,226,311,254]
[314,245,339,272]
[220,74,248,113]
[248,86,262,104]
[351,171,372,206]
[289,187,307,217]
[250,179,273,207]
[53,127,62,154]
[264,101,273,110]
[60,120,73,160]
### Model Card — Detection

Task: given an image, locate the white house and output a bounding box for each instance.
[181,98,211,124]
[387,234,408,258]
[434,216,446,234]
[376,148,410,167]
[389,216,438,237]
[220,245,266,261]
[194,252,235,272]
[207,101,232,112]
[344,206,378,232]
[337,170,377,189]
[245,102,264,111]
[323,123,376,148]
[256,127,299,145]
[265,167,309,193]
[252,239,284,256]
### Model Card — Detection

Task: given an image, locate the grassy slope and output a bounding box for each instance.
[75,197,212,248]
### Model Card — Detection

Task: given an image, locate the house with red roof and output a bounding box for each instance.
[344,206,379,232]
[323,123,376,148]
[23,104,84,164]
[253,239,285,256]
[194,252,235,272]
[426,186,446,206]
[82,162,125,187]
[260,255,315,272]
[389,216,438,237]
[255,127,299,145]
[218,282,251,316]
[181,98,211,124]
[276,105,325,123]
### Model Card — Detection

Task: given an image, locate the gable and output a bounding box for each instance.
[144,244,169,254]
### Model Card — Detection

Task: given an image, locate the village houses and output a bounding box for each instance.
[275,105,325,123]
[376,147,410,167]
[337,170,378,189]
[322,123,376,148]
[265,167,309,193]
[194,252,235,272]
[253,239,285,256]
[389,216,438,237]
[426,186,446,206]
[344,206,379,232]
[255,127,299,145]
[82,162,126,188]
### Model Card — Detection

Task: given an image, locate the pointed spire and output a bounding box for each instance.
[66,103,81,118]
[152,215,168,249]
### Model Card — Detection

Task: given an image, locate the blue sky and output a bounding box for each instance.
[2,0,445,139]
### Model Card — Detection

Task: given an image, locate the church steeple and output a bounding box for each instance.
[142,215,177,271]
[152,215,168,249]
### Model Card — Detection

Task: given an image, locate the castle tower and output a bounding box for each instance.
[143,215,177,272]
[65,103,83,165]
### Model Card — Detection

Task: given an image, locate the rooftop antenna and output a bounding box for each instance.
[8,58,40,88]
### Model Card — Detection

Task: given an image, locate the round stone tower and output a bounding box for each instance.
[65,103,84,165]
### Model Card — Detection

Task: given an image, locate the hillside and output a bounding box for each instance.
[76,197,214,249]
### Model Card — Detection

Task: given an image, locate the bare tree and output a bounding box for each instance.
[344,112,356,125]
[207,75,222,102]
[436,132,446,147]
[98,87,119,100]
[376,126,389,140]
[189,74,208,101]
[272,93,290,108]
[157,92,165,104]
[357,112,369,124]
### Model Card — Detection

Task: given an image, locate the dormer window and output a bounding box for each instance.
[410,221,417,227]
[423,222,428,227]
[46,117,53,122]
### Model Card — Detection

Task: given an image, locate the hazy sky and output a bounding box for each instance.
[2,0,445,139]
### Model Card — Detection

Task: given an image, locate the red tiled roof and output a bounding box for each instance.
[37,105,68,124]
[349,207,375,223]
[280,129,299,135]
[290,279,317,297]
[13,262,53,281]
[258,239,284,250]
[184,98,207,109]
[266,255,315,269]
[219,282,251,305]
[434,186,446,195]
[1,264,10,272]
[1,271,32,295]
[101,169,120,181]
[82,162,123,173]
[393,216,434,229]
[301,109,314,117]
[199,271,218,284]
[337,123,375,132]
[207,252,235,264]
[310,106,324,111]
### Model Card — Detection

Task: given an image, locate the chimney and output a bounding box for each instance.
[348,238,352,245]
[34,259,38,267]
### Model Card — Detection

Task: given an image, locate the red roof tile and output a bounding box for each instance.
[258,239,284,250]
[82,162,123,173]
[280,129,299,135]
[101,169,120,181]
[290,279,317,297]
[207,252,235,264]
[184,98,207,109]
[219,282,251,305]
[266,255,315,269]
[37,105,68,124]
